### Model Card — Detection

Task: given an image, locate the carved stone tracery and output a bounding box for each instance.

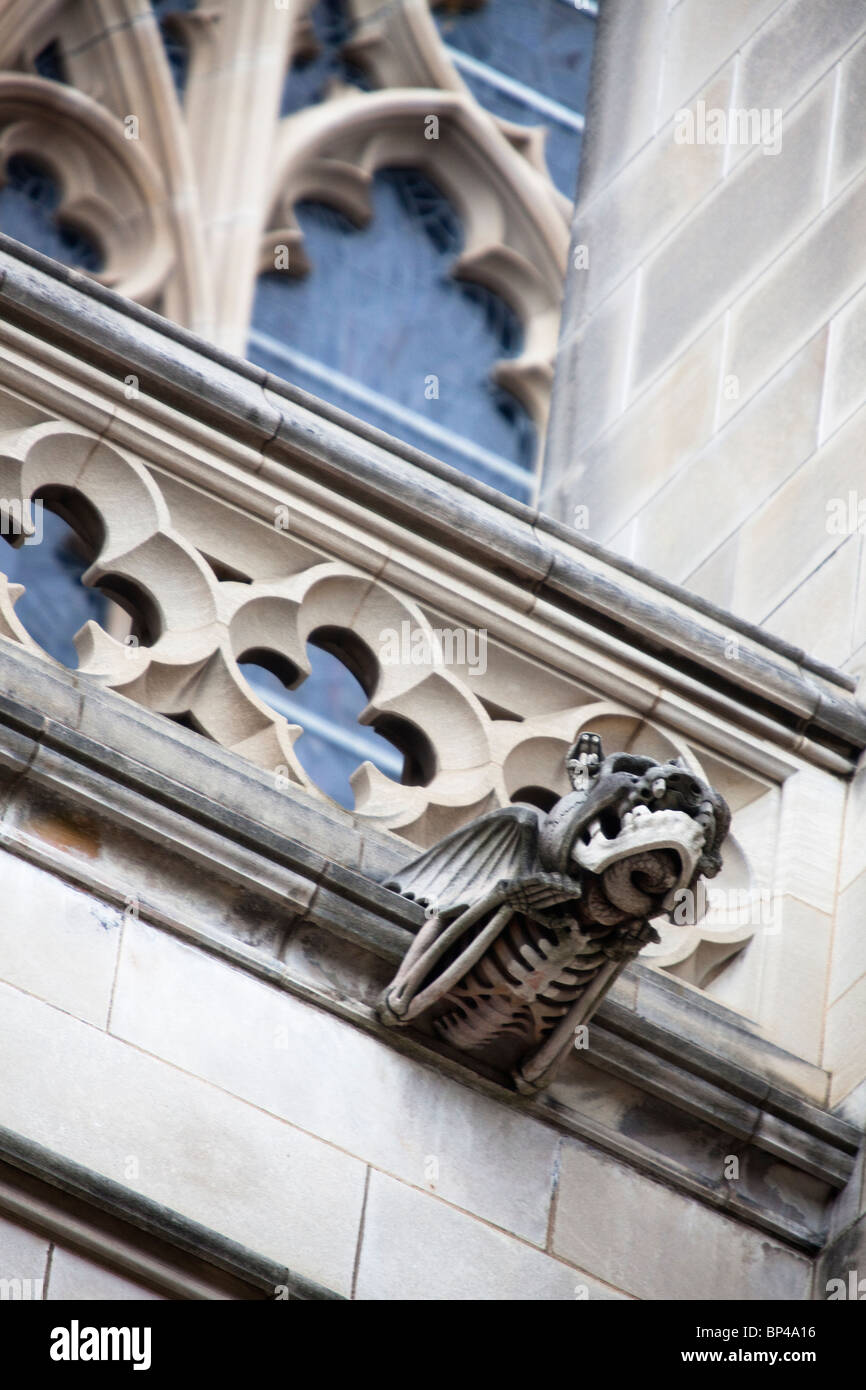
[0,0,571,424]
[0,3,768,1001]
[0,411,767,993]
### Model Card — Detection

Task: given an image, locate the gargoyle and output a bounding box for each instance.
[378,733,730,1092]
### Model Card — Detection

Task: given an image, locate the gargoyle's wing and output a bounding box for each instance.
[384,805,543,917]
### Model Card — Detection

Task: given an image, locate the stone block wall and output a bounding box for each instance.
[543,0,866,681]
[0,840,819,1300]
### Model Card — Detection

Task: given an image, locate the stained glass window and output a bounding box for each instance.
[0,509,108,669]
[249,169,535,499]
[242,646,408,809]
[152,0,197,98]
[0,155,104,272]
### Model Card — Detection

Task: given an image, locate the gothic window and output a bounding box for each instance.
[0,155,103,272]
[248,168,535,499]
[432,0,596,196]
[280,0,371,116]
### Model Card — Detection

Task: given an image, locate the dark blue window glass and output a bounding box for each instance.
[433,0,596,198]
[280,0,370,117]
[152,0,197,97]
[433,0,596,115]
[0,155,104,271]
[242,645,413,809]
[249,169,535,499]
[33,40,66,84]
[0,510,107,669]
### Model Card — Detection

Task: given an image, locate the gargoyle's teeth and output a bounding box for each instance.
[632,804,651,819]
[589,818,602,836]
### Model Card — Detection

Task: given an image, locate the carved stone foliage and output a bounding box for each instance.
[378,733,732,1091]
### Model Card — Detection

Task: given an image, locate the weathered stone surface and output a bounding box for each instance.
[576,0,667,202]
[0,977,367,1296]
[829,871,866,1005]
[737,0,866,118]
[825,1078,866,1242]
[839,759,866,893]
[775,767,846,917]
[543,320,724,541]
[574,65,732,323]
[817,1207,866,1298]
[688,404,866,625]
[355,1169,629,1301]
[659,0,785,119]
[763,541,859,672]
[823,279,866,443]
[0,851,120,1028]
[628,964,830,1106]
[551,273,637,456]
[628,331,826,582]
[833,32,866,194]
[826,974,866,1106]
[725,168,866,421]
[553,1139,812,1300]
[634,80,831,390]
[110,917,561,1246]
[46,1247,165,1301]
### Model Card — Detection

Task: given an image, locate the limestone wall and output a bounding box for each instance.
[0,841,820,1300]
[543,0,866,681]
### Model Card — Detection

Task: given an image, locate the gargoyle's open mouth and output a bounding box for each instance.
[572,804,707,907]
[579,805,622,845]
[602,846,683,915]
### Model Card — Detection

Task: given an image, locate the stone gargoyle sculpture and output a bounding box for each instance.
[378,733,730,1093]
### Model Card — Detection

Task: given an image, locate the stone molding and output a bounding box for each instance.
[0,238,862,779]
[0,638,854,1253]
[2,0,572,391]
[0,1124,342,1300]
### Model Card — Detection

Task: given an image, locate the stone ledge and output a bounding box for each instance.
[0,238,864,768]
[0,639,855,1245]
[587,1006,857,1189]
[0,1126,342,1300]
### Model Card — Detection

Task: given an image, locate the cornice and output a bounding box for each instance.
[0,1125,341,1300]
[0,237,862,773]
[0,640,855,1253]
